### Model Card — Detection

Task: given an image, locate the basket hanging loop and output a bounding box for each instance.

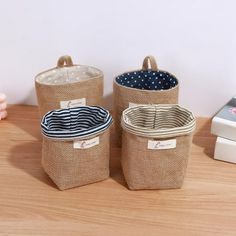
[57,55,74,68]
[142,55,158,71]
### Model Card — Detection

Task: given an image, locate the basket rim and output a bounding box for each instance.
[113,69,179,93]
[35,64,103,86]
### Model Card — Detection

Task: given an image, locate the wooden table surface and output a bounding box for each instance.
[1,105,236,236]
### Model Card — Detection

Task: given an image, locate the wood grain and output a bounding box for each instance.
[0,105,236,236]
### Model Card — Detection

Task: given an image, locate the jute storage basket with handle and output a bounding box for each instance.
[113,55,179,146]
[35,55,103,118]
[41,106,112,190]
[121,104,195,190]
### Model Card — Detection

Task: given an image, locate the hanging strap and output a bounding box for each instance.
[57,55,74,67]
[142,55,158,71]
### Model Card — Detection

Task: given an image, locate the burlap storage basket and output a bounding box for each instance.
[41,106,112,190]
[113,55,179,146]
[35,55,103,118]
[121,104,195,190]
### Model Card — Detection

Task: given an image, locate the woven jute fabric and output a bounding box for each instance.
[121,104,195,190]
[113,56,179,146]
[35,55,103,118]
[121,131,193,190]
[42,129,110,190]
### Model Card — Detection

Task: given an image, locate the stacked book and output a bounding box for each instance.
[211,96,236,163]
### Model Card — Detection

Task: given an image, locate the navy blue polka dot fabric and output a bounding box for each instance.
[116,70,178,90]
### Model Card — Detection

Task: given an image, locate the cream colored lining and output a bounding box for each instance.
[121,104,196,138]
[35,65,102,85]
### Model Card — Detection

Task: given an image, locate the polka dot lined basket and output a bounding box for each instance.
[113,55,179,146]
[35,55,103,118]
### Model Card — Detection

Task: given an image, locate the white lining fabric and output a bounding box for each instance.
[36,65,102,85]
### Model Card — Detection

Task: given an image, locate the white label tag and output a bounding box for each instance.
[60,98,86,109]
[73,137,99,149]
[148,139,176,150]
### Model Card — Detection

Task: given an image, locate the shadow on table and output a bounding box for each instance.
[8,131,128,190]
[109,143,128,189]
[8,141,57,189]
[7,101,128,189]
[192,118,217,159]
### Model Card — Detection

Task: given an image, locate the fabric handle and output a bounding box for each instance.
[57,55,74,68]
[142,56,158,71]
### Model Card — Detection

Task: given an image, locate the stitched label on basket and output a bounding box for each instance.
[73,137,99,149]
[60,98,86,109]
[148,139,176,150]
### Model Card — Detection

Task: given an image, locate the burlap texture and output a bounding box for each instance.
[36,76,103,119]
[121,131,192,190]
[35,55,103,118]
[113,78,179,146]
[42,129,110,190]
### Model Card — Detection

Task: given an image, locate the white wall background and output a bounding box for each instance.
[1,0,236,116]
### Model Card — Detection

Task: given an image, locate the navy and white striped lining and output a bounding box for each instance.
[41,106,112,140]
[116,70,178,90]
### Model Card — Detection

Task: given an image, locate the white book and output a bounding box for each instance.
[211,96,236,141]
[214,137,236,164]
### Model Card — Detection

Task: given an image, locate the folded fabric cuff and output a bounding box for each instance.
[41,106,112,140]
[121,104,196,138]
